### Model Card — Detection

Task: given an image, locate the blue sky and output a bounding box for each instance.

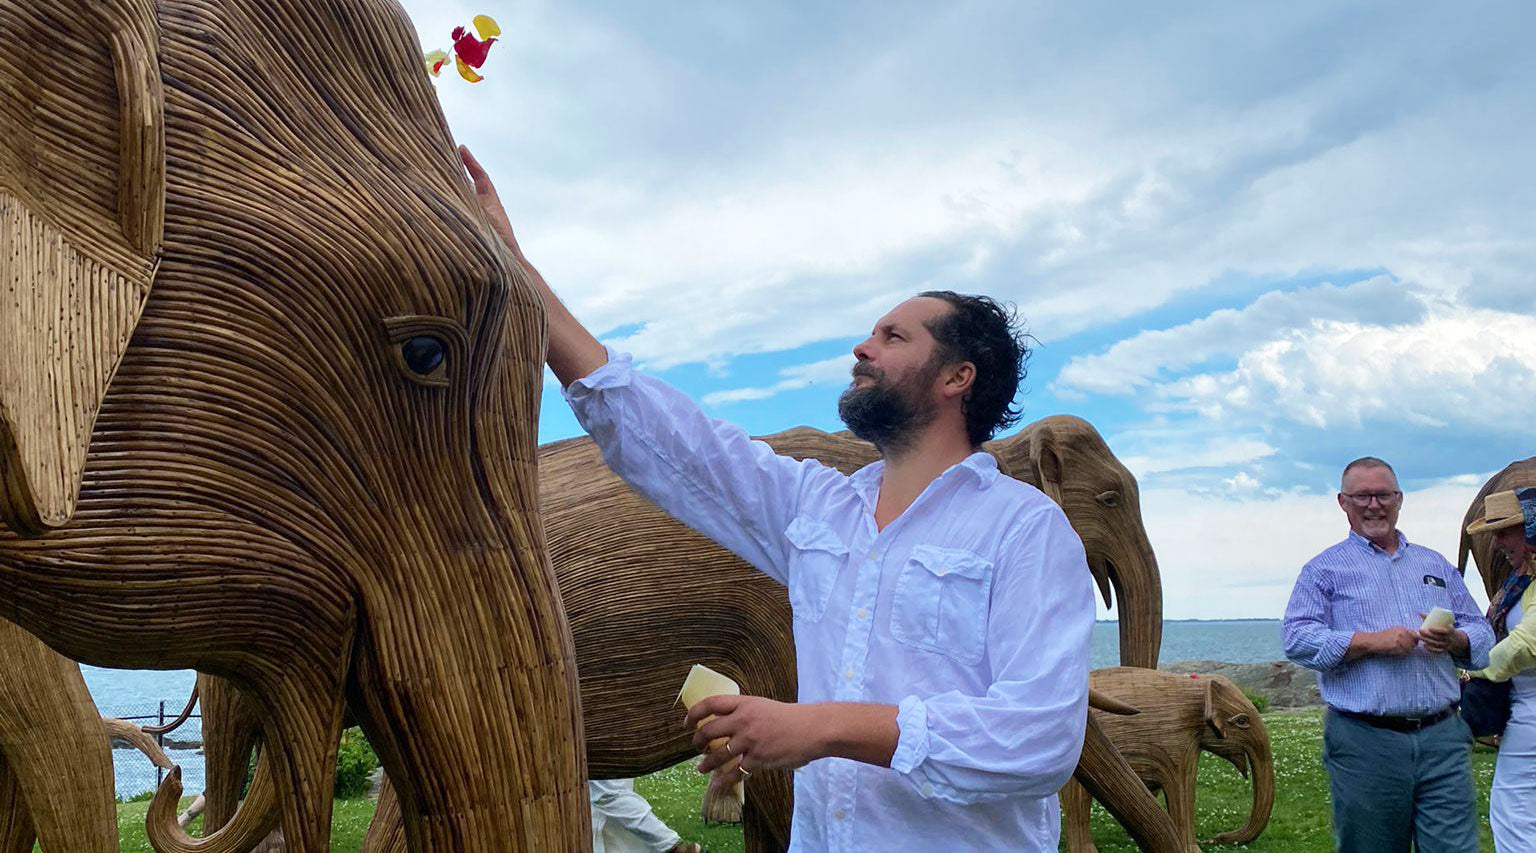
[404,1,1536,619]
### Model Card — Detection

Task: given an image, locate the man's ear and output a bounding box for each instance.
[943,361,976,401]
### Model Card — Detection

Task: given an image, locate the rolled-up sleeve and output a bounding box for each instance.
[889,507,1094,803]
[1283,561,1354,671]
[563,349,829,584]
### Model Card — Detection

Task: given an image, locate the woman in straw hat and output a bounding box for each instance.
[1466,487,1536,851]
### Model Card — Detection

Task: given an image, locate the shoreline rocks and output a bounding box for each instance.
[1161,659,1321,709]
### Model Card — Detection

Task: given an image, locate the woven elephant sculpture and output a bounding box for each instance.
[0,0,587,849]
[1459,456,1536,599]
[1061,668,1275,853]
[200,416,1179,852]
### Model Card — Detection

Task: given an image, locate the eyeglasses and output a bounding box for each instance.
[1342,491,1402,507]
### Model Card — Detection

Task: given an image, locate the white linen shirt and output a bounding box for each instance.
[565,350,1095,853]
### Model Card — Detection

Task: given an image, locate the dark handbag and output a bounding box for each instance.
[1461,676,1512,737]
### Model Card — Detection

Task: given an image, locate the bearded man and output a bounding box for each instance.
[461,148,1095,852]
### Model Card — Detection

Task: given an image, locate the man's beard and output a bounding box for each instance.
[837,361,939,455]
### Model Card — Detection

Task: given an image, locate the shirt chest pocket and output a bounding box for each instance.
[1416,574,1452,612]
[784,516,849,622]
[890,545,994,665]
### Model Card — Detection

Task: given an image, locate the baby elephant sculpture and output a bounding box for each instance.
[1061,668,1275,853]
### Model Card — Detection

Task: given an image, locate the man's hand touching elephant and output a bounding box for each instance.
[457,144,607,386]
[685,696,900,777]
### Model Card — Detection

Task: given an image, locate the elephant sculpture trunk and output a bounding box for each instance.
[1097,538,1163,669]
[1006,416,1164,668]
[347,545,587,849]
[1208,720,1275,845]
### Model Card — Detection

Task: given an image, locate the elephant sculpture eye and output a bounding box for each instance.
[1230,713,1250,728]
[382,315,467,388]
[401,335,446,376]
[1097,490,1121,508]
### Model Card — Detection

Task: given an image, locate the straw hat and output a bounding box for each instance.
[1467,489,1528,535]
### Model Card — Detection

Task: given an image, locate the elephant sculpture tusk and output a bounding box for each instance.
[144,751,281,853]
[102,717,174,769]
[1088,688,1139,716]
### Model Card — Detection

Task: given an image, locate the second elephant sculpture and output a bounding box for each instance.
[1061,667,1275,853]
[201,416,1179,851]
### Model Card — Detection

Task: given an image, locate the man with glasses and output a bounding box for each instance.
[1284,456,1493,853]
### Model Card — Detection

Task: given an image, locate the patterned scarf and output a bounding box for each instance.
[1486,487,1536,641]
[1488,571,1533,642]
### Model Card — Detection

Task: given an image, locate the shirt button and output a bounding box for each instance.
[857,608,868,619]
[923,782,935,796]
[835,809,847,821]
[844,669,855,681]
[868,550,879,560]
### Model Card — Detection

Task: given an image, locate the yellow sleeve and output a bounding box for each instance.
[1473,585,1536,682]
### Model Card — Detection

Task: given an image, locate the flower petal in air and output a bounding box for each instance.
[473,14,501,39]
[423,49,449,76]
[456,55,484,83]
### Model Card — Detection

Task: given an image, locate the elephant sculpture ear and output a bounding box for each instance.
[1028,424,1066,506]
[0,0,164,535]
[1202,678,1224,738]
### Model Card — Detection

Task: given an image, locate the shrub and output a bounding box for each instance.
[239,726,380,798]
[334,727,381,798]
[1242,687,1271,714]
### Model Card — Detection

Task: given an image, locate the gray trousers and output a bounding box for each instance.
[1323,709,1480,853]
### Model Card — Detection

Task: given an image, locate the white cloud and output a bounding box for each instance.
[1154,307,1536,433]
[1053,276,1423,396]
[1119,437,1277,479]
[702,355,853,406]
[1222,471,1263,494]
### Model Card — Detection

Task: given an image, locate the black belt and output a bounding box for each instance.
[1332,705,1457,733]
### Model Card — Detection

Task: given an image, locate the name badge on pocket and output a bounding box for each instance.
[1423,574,1447,589]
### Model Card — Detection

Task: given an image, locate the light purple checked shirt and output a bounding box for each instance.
[565,350,1095,853]
[1283,530,1493,716]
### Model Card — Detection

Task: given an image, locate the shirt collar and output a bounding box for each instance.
[1348,528,1410,553]
[848,451,1000,505]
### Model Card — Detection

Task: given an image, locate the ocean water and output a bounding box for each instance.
[1092,618,1285,668]
[80,666,202,799]
[81,619,1285,797]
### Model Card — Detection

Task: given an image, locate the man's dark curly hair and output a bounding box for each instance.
[918,291,1030,447]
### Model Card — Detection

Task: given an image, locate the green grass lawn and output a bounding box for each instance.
[106,709,1500,852]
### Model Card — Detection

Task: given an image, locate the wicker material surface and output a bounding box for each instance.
[0,0,585,848]
[1062,667,1275,853]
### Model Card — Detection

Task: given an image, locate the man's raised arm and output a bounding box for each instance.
[461,145,607,387]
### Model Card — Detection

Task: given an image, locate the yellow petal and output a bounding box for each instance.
[456,55,484,83]
[423,49,449,76]
[473,14,501,39]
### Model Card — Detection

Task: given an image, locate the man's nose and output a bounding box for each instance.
[852,338,874,361]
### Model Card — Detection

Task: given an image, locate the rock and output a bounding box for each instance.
[1160,660,1322,709]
